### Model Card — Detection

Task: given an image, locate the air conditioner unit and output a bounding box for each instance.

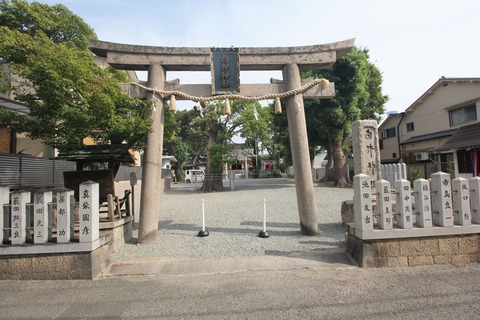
[415,152,429,161]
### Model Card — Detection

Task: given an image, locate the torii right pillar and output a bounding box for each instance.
[283,63,318,235]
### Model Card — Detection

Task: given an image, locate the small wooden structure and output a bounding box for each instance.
[63,170,131,222]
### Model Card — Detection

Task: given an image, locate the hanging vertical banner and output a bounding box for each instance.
[211,47,240,94]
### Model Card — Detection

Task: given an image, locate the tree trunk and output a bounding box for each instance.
[332,140,350,187]
[323,145,335,182]
[201,119,224,192]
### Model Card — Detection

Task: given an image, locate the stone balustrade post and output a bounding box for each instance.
[413,178,432,228]
[0,186,9,244]
[395,179,413,229]
[469,176,480,224]
[354,174,374,231]
[10,190,30,245]
[33,189,52,244]
[56,189,74,243]
[376,179,393,230]
[431,172,454,227]
[79,181,99,243]
[452,177,471,226]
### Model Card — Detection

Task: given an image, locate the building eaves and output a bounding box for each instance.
[400,129,458,145]
[433,122,480,152]
[404,77,480,114]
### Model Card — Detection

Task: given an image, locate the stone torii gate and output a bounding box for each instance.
[89,39,355,244]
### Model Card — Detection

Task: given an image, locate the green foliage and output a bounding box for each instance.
[271,47,388,185]
[0,0,152,153]
[409,167,421,186]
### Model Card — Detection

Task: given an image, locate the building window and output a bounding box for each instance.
[406,122,414,132]
[379,139,384,149]
[381,127,396,139]
[392,153,397,158]
[449,104,477,126]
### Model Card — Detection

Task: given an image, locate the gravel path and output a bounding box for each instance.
[110,178,353,261]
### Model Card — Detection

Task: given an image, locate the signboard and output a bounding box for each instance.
[210,47,240,94]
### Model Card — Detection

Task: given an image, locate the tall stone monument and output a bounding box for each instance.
[352,120,381,186]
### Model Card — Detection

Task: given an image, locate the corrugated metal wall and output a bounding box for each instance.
[0,154,76,188]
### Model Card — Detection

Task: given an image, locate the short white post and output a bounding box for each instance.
[33,189,52,244]
[353,174,374,230]
[414,178,432,228]
[431,172,454,227]
[376,179,393,230]
[56,189,74,243]
[79,181,99,243]
[452,177,471,226]
[197,199,209,237]
[469,177,480,224]
[258,198,270,238]
[395,179,413,229]
[10,190,29,245]
[0,186,9,244]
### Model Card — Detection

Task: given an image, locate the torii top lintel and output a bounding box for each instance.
[89,38,355,72]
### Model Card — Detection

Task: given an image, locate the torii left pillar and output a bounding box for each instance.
[284,64,318,235]
[138,64,165,244]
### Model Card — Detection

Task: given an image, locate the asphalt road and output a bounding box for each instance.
[1,262,479,319]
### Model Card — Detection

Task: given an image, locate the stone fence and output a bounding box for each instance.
[0,181,132,279]
[379,163,407,185]
[346,171,480,267]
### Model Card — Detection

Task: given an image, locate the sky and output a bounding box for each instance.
[38,0,480,115]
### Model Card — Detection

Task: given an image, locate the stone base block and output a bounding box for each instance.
[0,244,110,280]
[346,232,480,268]
[0,217,132,280]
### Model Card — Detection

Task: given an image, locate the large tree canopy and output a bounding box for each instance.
[0,0,153,155]
[274,47,388,187]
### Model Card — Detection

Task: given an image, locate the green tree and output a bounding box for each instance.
[303,47,388,187]
[188,100,270,191]
[272,47,387,187]
[0,0,153,167]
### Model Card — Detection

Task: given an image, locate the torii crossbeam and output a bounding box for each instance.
[89,38,355,243]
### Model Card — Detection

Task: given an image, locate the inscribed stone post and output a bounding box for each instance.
[33,189,52,244]
[79,181,99,243]
[376,179,393,230]
[10,190,29,245]
[469,177,480,224]
[452,177,471,226]
[395,179,413,229]
[0,186,9,244]
[56,189,74,243]
[352,120,381,188]
[353,174,373,230]
[431,172,454,227]
[413,178,432,228]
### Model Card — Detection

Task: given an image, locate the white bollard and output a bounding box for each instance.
[197,199,209,237]
[258,198,270,238]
